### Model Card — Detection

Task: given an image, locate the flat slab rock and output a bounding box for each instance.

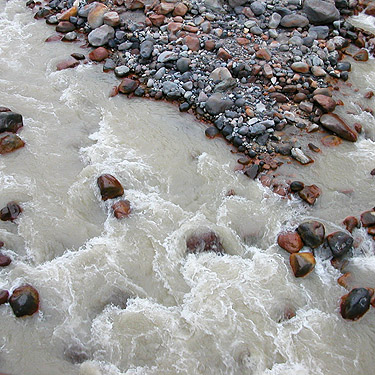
[320,114,358,142]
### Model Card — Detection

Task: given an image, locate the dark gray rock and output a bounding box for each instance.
[303,0,340,25]
[205,93,234,115]
[327,231,353,258]
[140,40,154,59]
[297,221,325,248]
[0,112,23,133]
[176,57,191,73]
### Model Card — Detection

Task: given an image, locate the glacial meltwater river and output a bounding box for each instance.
[1,1,375,374]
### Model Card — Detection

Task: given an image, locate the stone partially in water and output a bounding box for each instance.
[320,114,358,142]
[0,201,22,221]
[353,49,369,62]
[9,285,40,317]
[343,216,359,233]
[313,94,336,112]
[112,200,131,219]
[186,231,224,254]
[290,181,304,192]
[97,174,124,201]
[277,231,304,253]
[0,290,9,305]
[118,78,139,94]
[0,133,25,154]
[88,47,109,62]
[321,135,342,147]
[0,112,23,133]
[340,288,371,321]
[360,210,375,227]
[298,184,321,205]
[289,252,316,278]
[0,253,11,266]
[297,221,325,248]
[327,231,353,258]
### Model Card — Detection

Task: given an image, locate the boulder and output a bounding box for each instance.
[343,216,359,233]
[0,290,9,305]
[0,112,23,133]
[0,201,22,221]
[313,94,336,112]
[97,174,124,201]
[303,0,340,24]
[327,231,353,258]
[0,253,11,267]
[112,200,131,219]
[0,133,25,154]
[297,221,325,248]
[118,78,139,94]
[186,231,224,254]
[88,47,109,62]
[298,184,321,205]
[9,285,40,317]
[290,252,316,277]
[87,3,108,29]
[205,93,233,115]
[340,288,372,321]
[277,231,304,253]
[88,25,115,47]
[320,114,358,142]
[280,14,309,28]
[360,210,375,227]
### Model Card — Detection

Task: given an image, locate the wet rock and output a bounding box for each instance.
[186,231,224,254]
[321,135,342,147]
[320,114,358,142]
[9,285,40,317]
[297,221,325,248]
[112,200,131,219]
[56,21,75,33]
[0,290,9,305]
[290,181,304,192]
[140,40,154,60]
[88,25,115,47]
[114,66,130,77]
[244,164,259,179]
[56,58,79,71]
[303,0,340,25]
[97,174,124,201]
[88,47,109,62]
[0,112,23,133]
[365,3,375,16]
[360,210,375,227]
[290,252,316,277]
[64,345,89,364]
[291,148,312,164]
[340,288,371,321]
[313,94,336,112]
[58,6,78,21]
[87,3,108,29]
[118,78,139,94]
[353,49,368,62]
[277,231,304,253]
[0,201,22,221]
[280,14,309,28]
[205,93,233,115]
[343,216,359,233]
[0,133,25,154]
[327,231,353,258]
[0,253,11,267]
[205,127,219,138]
[298,184,321,205]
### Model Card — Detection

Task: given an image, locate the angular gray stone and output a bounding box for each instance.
[303,0,340,25]
[250,1,266,15]
[269,12,281,28]
[157,51,178,63]
[162,81,181,99]
[209,67,232,82]
[88,25,115,47]
[140,40,154,60]
[205,93,234,115]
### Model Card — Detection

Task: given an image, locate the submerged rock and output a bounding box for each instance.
[0,290,9,305]
[186,231,224,254]
[0,111,23,133]
[277,231,304,253]
[297,221,325,248]
[97,174,124,201]
[360,210,375,227]
[0,133,25,154]
[290,181,304,192]
[340,288,372,321]
[0,201,22,221]
[112,200,131,219]
[327,231,353,258]
[290,252,316,278]
[320,114,358,142]
[343,216,359,233]
[0,253,11,267]
[298,184,321,205]
[9,285,40,317]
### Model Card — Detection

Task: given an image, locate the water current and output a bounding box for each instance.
[0,1,375,374]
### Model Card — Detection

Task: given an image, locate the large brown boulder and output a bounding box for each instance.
[0,133,25,154]
[97,174,124,201]
[290,252,316,277]
[297,221,325,248]
[277,231,304,253]
[0,112,23,133]
[9,285,40,317]
[340,288,372,321]
[320,114,358,142]
[0,201,22,221]
[186,231,224,254]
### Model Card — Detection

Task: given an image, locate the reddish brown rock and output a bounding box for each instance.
[56,21,76,33]
[291,62,309,73]
[338,272,353,289]
[149,14,165,27]
[97,174,124,201]
[327,231,353,258]
[45,35,63,43]
[204,40,216,51]
[269,92,288,103]
[0,202,22,221]
[56,59,80,71]
[168,22,183,34]
[125,0,145,9]
[9,285,40,317]
[58,6,78,21]
[237,37,250,45]
[0,290,9,305]
[297,221,325,248]
[0,253,11,267]
[217,48,232,61]
[0,111,23,133]
[343,216,359,233]
[320,114,358,142]
[360,210,375,227]
[103,11,120,27]
[365,90,374,99]
[118,78,139,94]
[354,123,362,134]
[186,231,224,254]
[277,231,304,253]
[298,184,321,205]
[184,35,200,51]
[173,2,188,16]
[183,24,199,33]
[321,135,342,147]
[340,288,372,321]
[290,252,316,278]
[112,200,131,219]
[308,143,320,152]
[367,226,375,235]
[89,47,109,62]
[256,48,271,61]
[0,133,24,154]
[313,94,336,112]
[353,49,369,62]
